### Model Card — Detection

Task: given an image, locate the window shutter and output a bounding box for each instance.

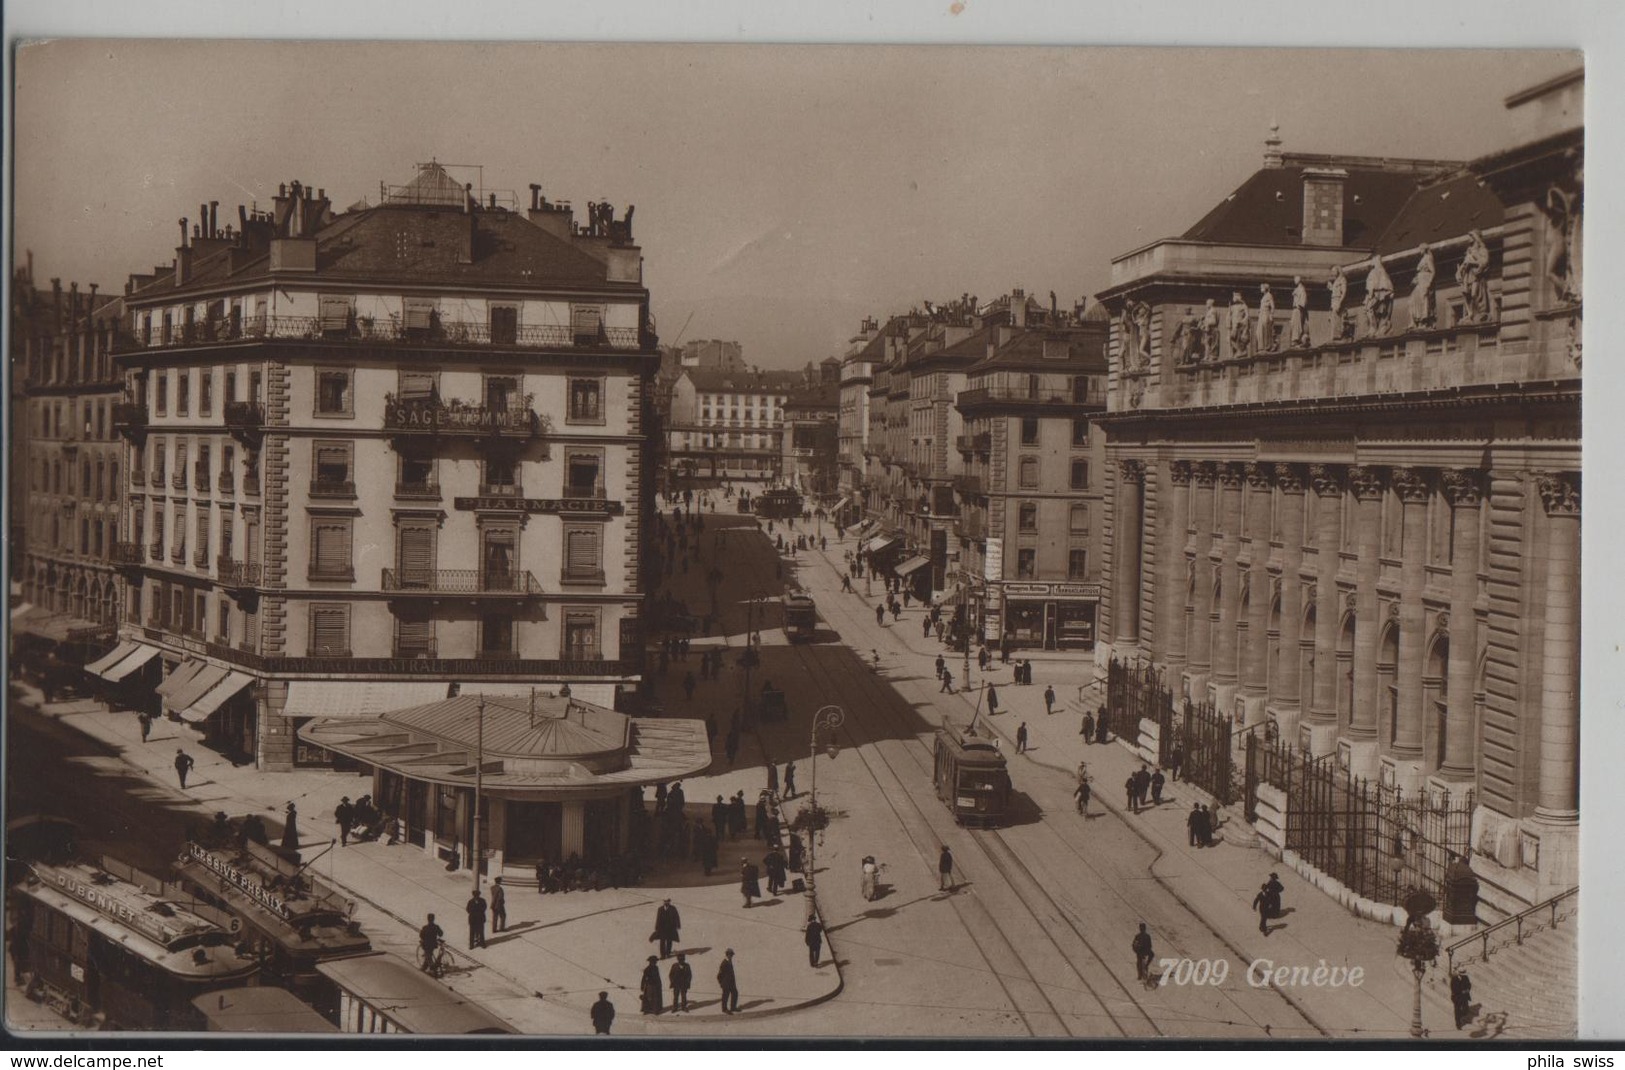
[403,297,436,330]
[398,526,435,586]
[319,295,353,329]
[567,528,600,572]
[397,616,432,652]
[399,372,437,399]
[314,521,352,573]
[311,606,348,655]
[571,305,603,338]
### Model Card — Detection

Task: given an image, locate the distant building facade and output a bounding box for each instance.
[664,367,801,484]
[102,165,658,770]
[781,380,840,500]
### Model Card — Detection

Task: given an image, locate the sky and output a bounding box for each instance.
[7,42,1582,371]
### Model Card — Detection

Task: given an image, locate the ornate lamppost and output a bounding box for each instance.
[1398,890,1441,1039]
[804,705,845,922]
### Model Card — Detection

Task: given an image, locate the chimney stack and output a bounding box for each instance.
[1011,288,1027,328]
[210,201,219,238]
[1263,121,1284,169]
[1300,167,1348,247]
[529,184,541,211]
[179,218,189,248]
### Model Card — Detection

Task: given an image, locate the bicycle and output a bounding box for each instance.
[416,938,450,978]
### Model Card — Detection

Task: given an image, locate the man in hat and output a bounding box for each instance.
[1132,922,1155,982]
[1015,722,1029,753]
[335,796,354,846]
[740,857,761,908]
[1265,872,1285,918]
[653,898,681,958]
[466,888,487,949]
[669,953,693,1012]
[805,916,825,967]
[174,748,195,789]
[590,991,616,1033]
[718,949,740,1014]
[1251,882,1274,935]
[490,876,507,933]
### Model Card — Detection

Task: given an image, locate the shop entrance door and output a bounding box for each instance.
[1043,602,1058,650]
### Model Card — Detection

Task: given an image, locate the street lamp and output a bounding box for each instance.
[804,704,845,923]
[1398,890,1441,1038]
[471,696,486,895]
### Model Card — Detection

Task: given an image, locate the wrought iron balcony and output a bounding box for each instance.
[171,542,187,564]
[115,314,642,352]
[394,479,442,499]
[309,479,357,500]
[224,401,265,440]
[952,473,985,497]
[954,432,993,456]
[956,384,1106,410]
[193,547,209,568]
[149,541,164,561]
[217,559,262,588]
[381,568,544,596]
[111,542,145,566]
[217,472,235,495]
[243,472,261,496]
[113,402,149,438]
[383,394,544,440]
[171,471,187,491]
[477,482,522,498]
[194,464,210,491]
[392,638,438,660]
[131,468,146,488]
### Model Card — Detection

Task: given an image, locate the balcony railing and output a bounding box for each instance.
[151,469,166,486]
[171,543,187,564]
[217,472,235,495]
[116,315,643,352]
[383,394,544,439]
[243,473,261,496]
[381,568,544,596]
[957,384,1106,409]
[309,479,357,499]
[952,474,984,497]
[193,547,209,568]
[112,402,149,437]
[478,482,522,498]
[171,471,187,491]
[149,541,164,561]
[131,468,146,488]
[224,401,265,435]
[111,542,145,566]
[393,638,438,660]
[194,464,210,491]
[394,479,441,499]
[217,559,262,588]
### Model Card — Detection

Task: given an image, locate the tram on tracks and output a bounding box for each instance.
[11,856,261,1030]
[753,487,804,519]
[932,722,1012,827]
[317,951,517,1034]
[783,591,818,642]
[173,838,371,1014]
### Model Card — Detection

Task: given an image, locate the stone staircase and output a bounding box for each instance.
[1439,894,1578,1039]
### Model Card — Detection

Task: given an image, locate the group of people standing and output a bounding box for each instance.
[1124,765,1166,813]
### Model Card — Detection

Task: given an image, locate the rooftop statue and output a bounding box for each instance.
[1409,243,1436,330]
[1289,276,1310,348]
[1364,258,1395,337]
[1228,291,1251,358]
[1328,266,1353,341]
[1456,229,1492,323]
[1256,283,1277,353]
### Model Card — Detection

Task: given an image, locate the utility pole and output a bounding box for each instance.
[472,696,485,894]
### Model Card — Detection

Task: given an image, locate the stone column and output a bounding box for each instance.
[1387,466,1431,789]
[1211,464,1245,698]
[1304,464,1343,756]
[1241,463,1275,705]
[1113,460,1145,650]
[1343,464,1386,778]
[1534,472,1580,823]
[1185,463,1218,698]
[1270,465,1308,738]
[1161,461,1193,673]
[1437,468,1483,782]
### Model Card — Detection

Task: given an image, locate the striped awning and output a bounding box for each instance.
[163,663,230,715]
[86,641,140,676]
[180,671,256,723]
[154,659,205,698]
[281,681,451,720]
[865,535,900,556]
[100,643,161,683]
[894,555,931,577]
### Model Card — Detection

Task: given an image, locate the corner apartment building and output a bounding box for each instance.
[100,165,658,770]
[1094,72,1581,913]
[10,265,125,671]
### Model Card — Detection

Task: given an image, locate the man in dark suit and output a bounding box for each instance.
[718,949,740,1014]
[653,898,681,958]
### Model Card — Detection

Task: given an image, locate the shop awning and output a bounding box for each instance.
[164,663,230,715]
[100,643,161,682]
[831,497,850,514]
[895,555,931,577]
[13,610,102,643]
[281,680,451,720]
[937,582,962,606]
[154,659,206,698]
[86,641,140,676]
[9,602,35,622]
[181,671,257,723]
[865,535,900,556]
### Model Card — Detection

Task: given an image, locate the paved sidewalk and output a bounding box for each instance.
[801,531,1501,1041]
[17,680,839,1034]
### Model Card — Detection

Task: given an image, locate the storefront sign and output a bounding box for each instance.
[185,842,292,921]
[984,538,1003,582]
[47,869,171,946]
[388,399,533,433]
[1001,582,1102,600]
[453,497,624,516]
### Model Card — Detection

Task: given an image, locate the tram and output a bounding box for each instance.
[783,591,818,641]
[753,487,804,519]
[173,837,370,1014]
[11,857,261,1030]
[932,723,1012,827]
[317,951,517,1034]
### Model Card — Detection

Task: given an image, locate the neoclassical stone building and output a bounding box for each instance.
[1095,71,1581,914]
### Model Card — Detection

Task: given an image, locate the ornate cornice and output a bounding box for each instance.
[1192,461,1218,488]
[1390,466,1431,504]
[1117,459,1146,484]
[1536,471,1580,516]
[1243,462,1273,491]
[1169,460,1193,486]
[1438,467,1486,508]
[1308,463,1343,498]
[1348,465,1387,502]
[1272,462,1306,494]
[1217,462,1245,489]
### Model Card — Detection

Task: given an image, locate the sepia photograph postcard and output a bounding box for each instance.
[2,1,1613,1048]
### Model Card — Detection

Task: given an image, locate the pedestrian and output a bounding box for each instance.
[590,991,616,1034]
[1198,804,1214,847]
[936,621,946,642]
[891,601,902,623]
[730,792,748,838]
[1074,777,1091,815]
[876,604,886,627]
[1096,709,1110,745]
[923,616,932,639]
[940,669,954,694]
[764,848,786,896]
[1451,969,1474,1029]
[1044,685,1056,715]
[653,898,681,958]
[1125,774,1139,813]
[718,949,740,1014]
[1016,722,1029,753]
[935,655,946,680]
[1151,768,1166,805]
[683,672,696,701]
[787,831,804,872]
[281,802,301,851]
[466,889,487,949]
[986,684,1000,716]
[783,761,797,798]
[1170,744,1185,781]
[1135,766,1153,808]
[335,796,354,847]
[902,588,911,609]
[418,913,443,973]
[805,917,825,967]
[1132,923,1155,982]
[669,953,693,1012]
[1266,872,1285,917]
[1187,803,1202,847]
[741,858,761,907]
[491,877,507,933]
[843,574,853,593]
[174,748,194,789]
[978,645,990,671]
[1251,883,1273,935]
[754,795,769,840]
[655,781,669,815]
[938,845,955,891]
[640,955,664,1015]
[706,713,718,743]
[767,762,779,795]
[713,795,729,836]
[138,711,153,742]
